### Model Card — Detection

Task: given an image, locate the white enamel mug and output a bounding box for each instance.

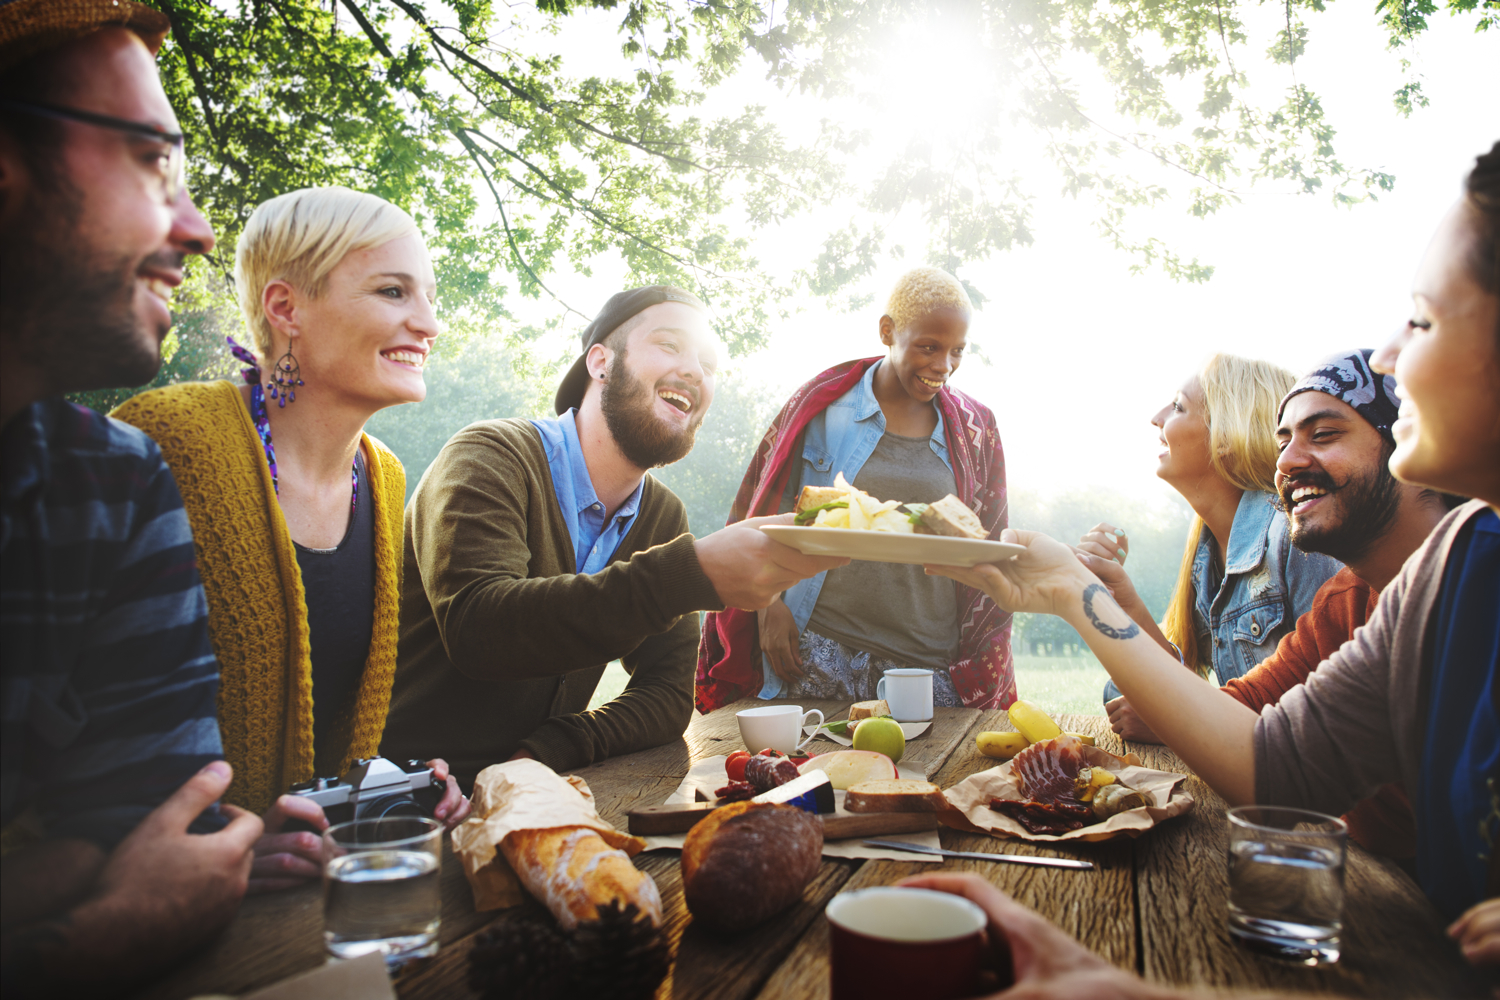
[736,704,824,754]
[876,668,934,722]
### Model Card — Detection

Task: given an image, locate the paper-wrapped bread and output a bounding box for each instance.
[452,759,661,928]
[501,826,661,930]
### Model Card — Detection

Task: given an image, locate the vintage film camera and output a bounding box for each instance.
[287,757,444,826]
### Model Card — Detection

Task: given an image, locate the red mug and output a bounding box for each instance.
[826,887,994,1000]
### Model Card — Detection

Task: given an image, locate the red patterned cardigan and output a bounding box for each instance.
[693,357,1015,713]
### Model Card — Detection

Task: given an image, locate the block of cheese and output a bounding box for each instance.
[751,770,836,814]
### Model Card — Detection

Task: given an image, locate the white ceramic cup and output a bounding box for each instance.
[736,704,824,754]
[876,668,934,722]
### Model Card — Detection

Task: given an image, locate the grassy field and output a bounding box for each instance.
[588,654,1107,716]
[1011,654,1109,716]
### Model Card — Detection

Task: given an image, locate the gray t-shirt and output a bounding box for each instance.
[807,430,959,668]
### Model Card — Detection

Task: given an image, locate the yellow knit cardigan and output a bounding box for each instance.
[113,380,404,814]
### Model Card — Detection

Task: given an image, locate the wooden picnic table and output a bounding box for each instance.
[131,701,1490,1000]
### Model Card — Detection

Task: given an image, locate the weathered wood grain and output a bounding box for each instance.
[129,706,1491,1000]
[1134,758,1492,998]
[756,712,1134,1000]
[131,839,490,1000]
[395,854,858,1000]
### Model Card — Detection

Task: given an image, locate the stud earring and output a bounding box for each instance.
[266,345,304,407]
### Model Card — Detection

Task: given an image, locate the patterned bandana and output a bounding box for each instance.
[1277,348,1400,445]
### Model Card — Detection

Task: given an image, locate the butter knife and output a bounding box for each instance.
[862,839,1095,870]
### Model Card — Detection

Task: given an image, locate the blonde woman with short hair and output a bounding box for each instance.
[696,266,1015,711]
[1082,354,1343,741]
[113,187,468,893]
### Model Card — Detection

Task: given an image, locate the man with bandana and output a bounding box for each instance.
[1,2,262,992]
[1089,349,1453,860]
[383,286,848,787]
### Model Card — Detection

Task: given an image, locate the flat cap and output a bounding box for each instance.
[0,0,170,73]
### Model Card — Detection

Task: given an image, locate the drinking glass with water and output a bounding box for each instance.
[1226,805,1347,966]
[323,816,443,967]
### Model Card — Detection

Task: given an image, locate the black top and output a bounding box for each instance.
[295,450,375,763]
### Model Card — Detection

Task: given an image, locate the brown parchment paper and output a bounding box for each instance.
[942,745,1194,843]
[451,759,645,911]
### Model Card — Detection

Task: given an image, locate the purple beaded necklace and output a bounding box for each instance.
[228,336,357,514]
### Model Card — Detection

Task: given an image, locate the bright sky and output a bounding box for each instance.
[499,5,1498,506]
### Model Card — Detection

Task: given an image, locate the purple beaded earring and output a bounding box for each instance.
[266,344,304,407]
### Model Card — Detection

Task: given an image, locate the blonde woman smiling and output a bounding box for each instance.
[1090,355,1342,740]
[115,187,467,893]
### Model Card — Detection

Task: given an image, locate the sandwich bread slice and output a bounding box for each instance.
[794,485,848,515]
[917,494,987,540]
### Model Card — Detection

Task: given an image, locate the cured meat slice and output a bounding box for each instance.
[1010,735,1086,803]
[989,798,1094,835]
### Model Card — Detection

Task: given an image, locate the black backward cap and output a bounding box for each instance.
[553,284,706,415]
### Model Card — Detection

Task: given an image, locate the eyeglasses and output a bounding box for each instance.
[0,100,186,204]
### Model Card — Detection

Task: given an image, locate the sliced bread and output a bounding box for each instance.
[844,779,947,813]
[794,485,848,515]
[920,494,987,540]
[847,699,889,721]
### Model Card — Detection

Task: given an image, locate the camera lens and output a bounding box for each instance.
[357,794,425,827]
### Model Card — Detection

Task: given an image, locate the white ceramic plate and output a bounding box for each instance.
[761,525,1024,567]
[804,720,932,747]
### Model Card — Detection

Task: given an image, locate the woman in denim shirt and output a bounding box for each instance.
[694,268,1014,712]
[1095,354,1342,725]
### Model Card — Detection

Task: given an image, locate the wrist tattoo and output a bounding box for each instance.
[1082,583,1141,641]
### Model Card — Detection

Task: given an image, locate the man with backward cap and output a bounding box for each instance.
[384,286,849,786]
[1084,348,1454,860]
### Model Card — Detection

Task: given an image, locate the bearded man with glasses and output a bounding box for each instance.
[0,3,263,995]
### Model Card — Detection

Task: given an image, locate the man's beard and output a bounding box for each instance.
[1280,459,1402,564]
[0,186,167,393]
[600,348,702,469]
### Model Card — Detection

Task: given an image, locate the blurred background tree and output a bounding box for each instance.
[74,0,1491,375]
[1007,489,1192,657]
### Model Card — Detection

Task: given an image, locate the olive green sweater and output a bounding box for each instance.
[382,418,722,786]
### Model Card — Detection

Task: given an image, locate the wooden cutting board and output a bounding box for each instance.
[626,800,940,838]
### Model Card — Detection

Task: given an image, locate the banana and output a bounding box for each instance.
[1061,731,1096,746]
[976,731,1029,760]
[1007,700,1062,744]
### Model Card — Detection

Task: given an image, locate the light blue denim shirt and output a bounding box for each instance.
[529,409,644,574]
[1104,489,1342,702]
[759,360,952,698]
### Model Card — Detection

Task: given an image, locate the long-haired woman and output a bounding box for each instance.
[114,187,468,892]
[1091,355,1342,738]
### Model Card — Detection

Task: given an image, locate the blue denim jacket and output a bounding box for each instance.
[759,361,952,698]
[1104,489,1342,700]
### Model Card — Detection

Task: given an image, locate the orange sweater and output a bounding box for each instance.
[1223,567,1415,859]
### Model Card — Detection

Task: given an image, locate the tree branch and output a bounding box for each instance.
[451,127,586,319]
[338,0,395,60]
[387,0,708,172]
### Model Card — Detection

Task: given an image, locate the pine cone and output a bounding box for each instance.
[568,902,672,1000]
[468,912,572,1000]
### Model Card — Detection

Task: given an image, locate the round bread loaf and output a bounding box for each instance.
[681,801,823,933]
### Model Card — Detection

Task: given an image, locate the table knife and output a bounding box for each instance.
[861,839,1095,870]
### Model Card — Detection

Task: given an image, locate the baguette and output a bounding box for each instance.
[501,827,663,930]
[843,779,947,813]
[920,494,987,540]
